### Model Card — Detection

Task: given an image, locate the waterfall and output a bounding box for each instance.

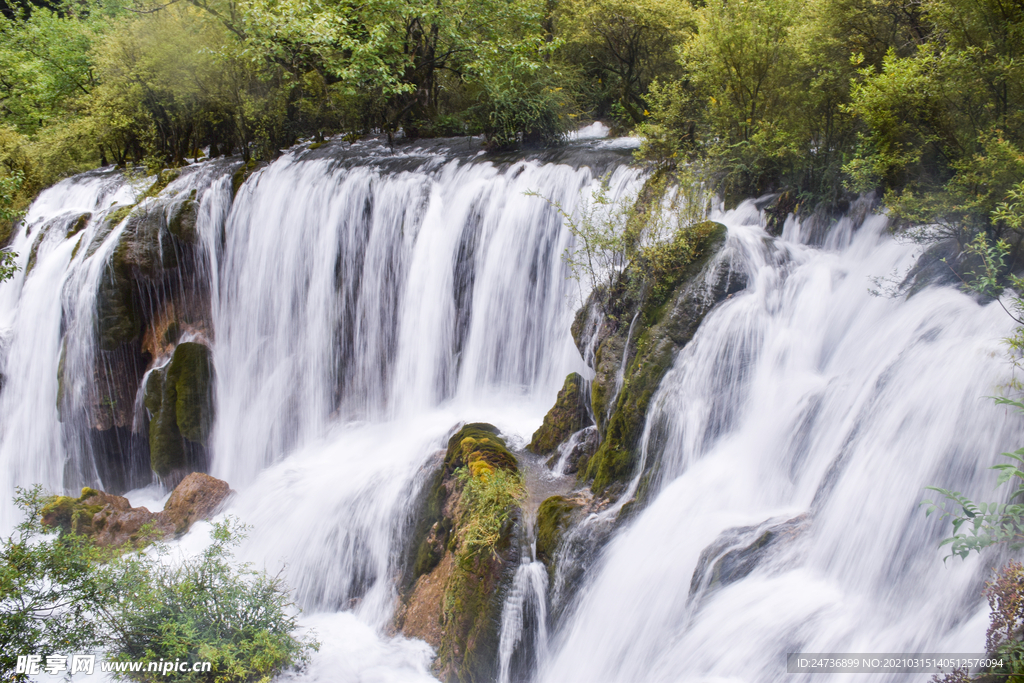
[537,202,1018,683]
[1,135,1020,682]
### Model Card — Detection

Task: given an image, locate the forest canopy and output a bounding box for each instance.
[1,0,1023,254]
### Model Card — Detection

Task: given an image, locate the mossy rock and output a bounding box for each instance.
[444,423,517,475]
[401,422,522,683]
[169,342,214,443]
[584,221,732,494]
[95,261,139,351]
[535,495,579,567]
[139,168,181,200]
[23,229,45,277]
[231,160,257,197]
[40,487,104,535]
[529,373,591,454]
[147,342,214,477]
[167,192,198,243]
[66,213,90,238]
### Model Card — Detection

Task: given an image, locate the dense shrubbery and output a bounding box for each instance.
[0,487,315,683]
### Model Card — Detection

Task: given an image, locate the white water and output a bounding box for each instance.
[3,139,1021,683]
[537,203,1018,683]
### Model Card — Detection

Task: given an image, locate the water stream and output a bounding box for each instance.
[0,136,1019,682]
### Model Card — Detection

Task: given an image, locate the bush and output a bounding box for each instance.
[0,488,316,683]
[106,518,317,683]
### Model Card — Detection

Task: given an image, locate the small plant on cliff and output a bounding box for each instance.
[454,467,525,558]
[537,168,712,305]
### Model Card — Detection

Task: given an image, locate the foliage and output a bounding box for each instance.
[556,0,690,126]
[0,489,314,683]
[453,466,524,559]
[547,169,711,304]
[1,487,110,682]
[105,518,317,683]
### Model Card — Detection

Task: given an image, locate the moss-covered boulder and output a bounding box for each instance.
[397,423,523,683]
[167,190,198,243]
[535,495,580,568]
[39,474,231,547]
[576,221,742,497]
[146,342,214,483]
[528,373,591,454]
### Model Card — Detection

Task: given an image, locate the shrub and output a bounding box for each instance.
[0,488,316,683]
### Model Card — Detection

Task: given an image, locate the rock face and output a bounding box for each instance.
[572,220,742,496]
[528,373,591,455]
[40,472,232,547]
[145,342,215,486]
[535,495,580,569]
[57,169,221,494]
[397,423,523,683]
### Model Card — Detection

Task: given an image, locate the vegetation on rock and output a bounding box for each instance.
[399,423,524,683]
[535,495,579,568]
[528,373,590,455]
[146,342,215,482]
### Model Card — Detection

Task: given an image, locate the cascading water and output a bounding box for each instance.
[2,132,1020,683]
[537,202,1020,683]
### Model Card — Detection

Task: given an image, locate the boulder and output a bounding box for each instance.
[528,373,591,455]
[40,473,232,547]
[397,423,523,683]
[535,495,580,568]
[147,342,214,484]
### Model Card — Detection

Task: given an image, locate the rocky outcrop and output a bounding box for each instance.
[688,514,808,600]
[57,169,221,494]
[145,342,215,485]
[574,220,742,496]
[40,472,232,546]
[528,373,591,455]
[535,495,580,568]
[397,423,523,683]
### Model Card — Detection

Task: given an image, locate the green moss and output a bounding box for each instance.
[143,366,165,414]
[529,373,589,454]
[139,168,181,201]
[147,342,213,477]
[167,342,214,443]
[584,221,728,495]
[106,204,134,227]
[308,141,325,150]
[444,423,517,475]
[67,213,90,238]
[167,198,198,243]
[95,255,139,350]
[40,488,104,534]
[404,422,523,682]
[535,495,578,567]
[231,160,257,197]
[23,230,44,276]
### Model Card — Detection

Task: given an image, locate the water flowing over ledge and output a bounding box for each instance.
[0,139,1019,682]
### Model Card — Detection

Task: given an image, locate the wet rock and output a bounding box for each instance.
[161,472,231,533]
[545,425,599,475]
[147,342,214,485]
[580,221,743,495]
[689,514,808,599]
[40,473,231,547]
[529,373,591,455]
[535,495,580,568]
[397,423,523,683]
